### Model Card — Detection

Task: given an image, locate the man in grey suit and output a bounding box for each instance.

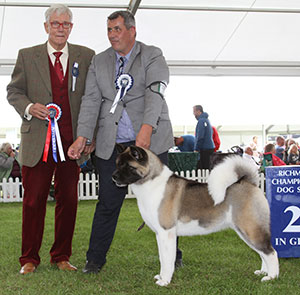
[7,4,94,275]
[68,10,182,273]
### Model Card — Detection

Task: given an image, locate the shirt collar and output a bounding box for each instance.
[47,41,69,57]
[115,42,136,62]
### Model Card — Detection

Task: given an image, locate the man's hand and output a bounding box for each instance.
[67,137,87,160]
[83,140,96,156]
[135,124,153,150]
[29,103,50,120]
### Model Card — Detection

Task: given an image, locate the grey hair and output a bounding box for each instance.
[45,4,73,24]
[108,10,135,29]
[0,142,12,154]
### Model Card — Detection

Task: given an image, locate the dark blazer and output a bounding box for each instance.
[7,42,95,167]
[77,41,174,160]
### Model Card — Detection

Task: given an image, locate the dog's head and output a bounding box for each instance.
[112,144,163,187]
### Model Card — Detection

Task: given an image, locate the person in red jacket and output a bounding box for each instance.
[263,143,286,166]
[212,126,220,152]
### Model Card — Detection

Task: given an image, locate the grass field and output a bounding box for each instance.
[0,199,299,295]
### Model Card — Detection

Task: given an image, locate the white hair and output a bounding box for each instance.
[45,4,73,24]
[0,142,12,154]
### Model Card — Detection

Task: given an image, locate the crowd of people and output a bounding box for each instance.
[174,131,300,172]
[244,135,300,169]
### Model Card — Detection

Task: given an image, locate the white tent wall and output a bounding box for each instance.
[1,1,300,150]
[1,1,300,74]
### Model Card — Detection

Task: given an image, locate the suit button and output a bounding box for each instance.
[115,122,118,125]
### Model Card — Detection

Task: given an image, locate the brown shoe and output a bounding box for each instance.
[56,261,77,271]
[20,263,36,275]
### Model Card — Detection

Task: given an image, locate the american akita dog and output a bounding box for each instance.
[112,145,279,287]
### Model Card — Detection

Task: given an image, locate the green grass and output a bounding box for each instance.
[0,199,299,295]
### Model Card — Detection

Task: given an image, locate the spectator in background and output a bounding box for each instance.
[283,138,297,164]
[243,146,260,168]
[286,144,300,165]
[212,126,220,152]
[263,143,286,166]
[249,136,261,161]
[275,136,285,160]
[174,135,195,152]
[0,142,21,181]
[193,105,215,170]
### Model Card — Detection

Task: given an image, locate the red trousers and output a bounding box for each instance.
[20,153,79,266]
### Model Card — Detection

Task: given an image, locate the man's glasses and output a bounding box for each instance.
[50,21,72,29]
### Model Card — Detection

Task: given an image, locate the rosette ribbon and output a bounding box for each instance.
[43,103,65,163]
[110,73,133,114]
[72,62,79,92]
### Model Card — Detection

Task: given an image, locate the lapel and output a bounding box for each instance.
[108,42,141,98]
[68,43,81,94]
[33,43,52,95]
[107,48,117,95]
[125,41,140,73]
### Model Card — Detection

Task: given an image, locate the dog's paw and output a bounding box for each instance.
[155,279,169,287]
[154,274,161,281]
[254,270,267,276]
[261,275,274,282]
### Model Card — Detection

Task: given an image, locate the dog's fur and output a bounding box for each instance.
[112,145,279,287]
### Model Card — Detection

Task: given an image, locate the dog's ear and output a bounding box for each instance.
[115,143,127,154]
[130,146,147,161]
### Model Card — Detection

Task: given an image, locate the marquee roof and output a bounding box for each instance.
[1,0,300,76]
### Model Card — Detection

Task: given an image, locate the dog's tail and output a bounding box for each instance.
[207,155,259,205]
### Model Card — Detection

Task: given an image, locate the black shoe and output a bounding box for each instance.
[175,258,183,268]
[82,261,102,274]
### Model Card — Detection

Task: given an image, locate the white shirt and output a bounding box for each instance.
[24,42,69,120]
[243,153,260,168]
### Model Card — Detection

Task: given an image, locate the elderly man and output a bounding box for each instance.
[7,4,94,274]
[68,10,183,273]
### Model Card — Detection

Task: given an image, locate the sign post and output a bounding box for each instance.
[266,166,300,258]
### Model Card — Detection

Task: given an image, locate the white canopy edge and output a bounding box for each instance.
[0,2,300,14]
[1,59,300,76]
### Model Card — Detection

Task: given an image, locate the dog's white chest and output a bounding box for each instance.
[131,167,172,233]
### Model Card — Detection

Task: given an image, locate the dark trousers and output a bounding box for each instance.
[20,152,79,266]
[197,149,215,170]
[86,142,182,267]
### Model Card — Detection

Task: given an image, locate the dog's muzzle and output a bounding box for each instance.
[111,174,128,187]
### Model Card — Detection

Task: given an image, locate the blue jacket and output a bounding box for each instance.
[194,112,215,151]
[178,135,195,152]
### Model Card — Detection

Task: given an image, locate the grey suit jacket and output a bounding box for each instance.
[77,41,174,160]
[7,42,95,167]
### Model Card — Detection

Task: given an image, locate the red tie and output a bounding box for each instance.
[53,52,64,83]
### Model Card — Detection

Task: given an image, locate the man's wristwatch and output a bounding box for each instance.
[86,139,92,146]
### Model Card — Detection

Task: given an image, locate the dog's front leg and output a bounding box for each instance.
[154,228,177,287]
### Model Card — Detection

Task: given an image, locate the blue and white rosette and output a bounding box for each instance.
[110,73,133,114]
[71,62,79,92]
[43,103,65,163]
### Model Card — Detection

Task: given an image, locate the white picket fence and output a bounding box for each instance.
[0,170,265,203]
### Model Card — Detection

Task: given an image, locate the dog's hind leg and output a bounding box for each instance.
[233,226,279,282]
[154,228,177,287]
[256,250,279,282]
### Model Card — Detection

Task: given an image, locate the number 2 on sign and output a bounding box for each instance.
[283,206,300,232]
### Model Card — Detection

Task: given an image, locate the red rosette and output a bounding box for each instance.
[46,103,62,121]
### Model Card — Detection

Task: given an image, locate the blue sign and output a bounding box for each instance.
[266,166,300,258]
